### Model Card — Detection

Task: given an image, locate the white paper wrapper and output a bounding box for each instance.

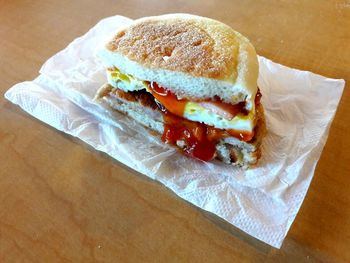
[4,15,345,248]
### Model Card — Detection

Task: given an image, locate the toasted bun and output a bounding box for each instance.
[97,14,259,109]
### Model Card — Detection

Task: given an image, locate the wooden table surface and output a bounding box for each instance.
[1,0,349,262]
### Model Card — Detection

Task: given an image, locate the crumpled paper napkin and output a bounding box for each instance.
[4,15,345,248]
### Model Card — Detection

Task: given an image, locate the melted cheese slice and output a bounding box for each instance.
[106,69,255,132]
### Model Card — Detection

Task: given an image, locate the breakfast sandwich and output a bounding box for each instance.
[95,14,266,167]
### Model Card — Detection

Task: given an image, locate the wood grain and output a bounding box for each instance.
[0,0,349,262]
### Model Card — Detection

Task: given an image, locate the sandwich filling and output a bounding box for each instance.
[107,68,258,133]
[98,67,262,161]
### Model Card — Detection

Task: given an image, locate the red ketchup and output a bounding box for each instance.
[162,113,219,161]
[149,82,187,116]
[148,82,257,161]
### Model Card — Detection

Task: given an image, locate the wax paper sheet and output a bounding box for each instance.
[4,15,345,248]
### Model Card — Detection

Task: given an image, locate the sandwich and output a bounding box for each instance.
[94,14,266,167]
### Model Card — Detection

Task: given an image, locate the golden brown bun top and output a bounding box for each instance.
[106,14,257,81]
